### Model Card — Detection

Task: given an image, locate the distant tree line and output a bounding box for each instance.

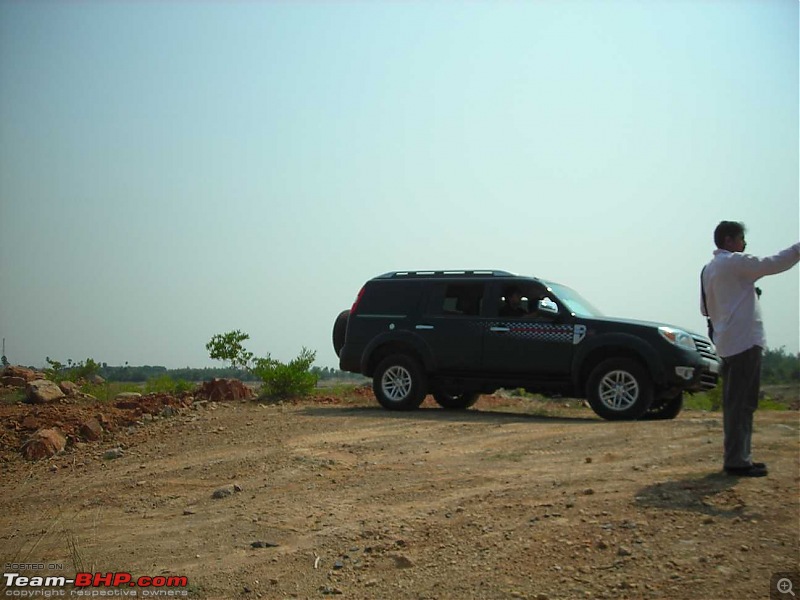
[95,364,363,384]
[761,347,800,384]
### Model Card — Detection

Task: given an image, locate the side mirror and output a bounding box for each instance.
[538,298,559,316]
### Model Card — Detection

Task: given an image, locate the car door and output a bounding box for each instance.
[482,282,576,376]
[414,281,486,373]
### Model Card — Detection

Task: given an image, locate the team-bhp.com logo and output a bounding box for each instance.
[3,572,188,597]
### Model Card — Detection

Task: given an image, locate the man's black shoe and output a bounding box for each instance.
[724,464,768,477]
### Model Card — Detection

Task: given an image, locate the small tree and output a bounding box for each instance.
[206,330,254,371]
[45,357,65,381]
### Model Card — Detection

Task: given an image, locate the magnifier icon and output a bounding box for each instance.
[778,578,796,596]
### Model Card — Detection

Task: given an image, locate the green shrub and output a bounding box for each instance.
[79,381,143,402]
[145,374,193,395]
[684,385,722,411]
[252,348,318,399]
[759,396,789,411]
[45,357,101,383]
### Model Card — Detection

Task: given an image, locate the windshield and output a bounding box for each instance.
[544,281,604,318]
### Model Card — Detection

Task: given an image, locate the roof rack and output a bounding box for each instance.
[376,270,515,279]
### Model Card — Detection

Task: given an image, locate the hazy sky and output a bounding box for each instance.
[1,0,798,371]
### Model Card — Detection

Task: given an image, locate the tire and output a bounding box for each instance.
[642,392,683,420]
[332,310,350,357]
[372,354,428,411]
[433,391,480,410]
[586,358,653,421]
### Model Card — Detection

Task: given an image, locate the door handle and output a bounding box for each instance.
[490,327,510,332]
[415,325,434,330]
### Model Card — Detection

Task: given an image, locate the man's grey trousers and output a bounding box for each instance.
[720,345,762,469]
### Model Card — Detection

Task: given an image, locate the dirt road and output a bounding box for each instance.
[1,392,798,600]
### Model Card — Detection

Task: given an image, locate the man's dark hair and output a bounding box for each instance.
[714,221,745,249]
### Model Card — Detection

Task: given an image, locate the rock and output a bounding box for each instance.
[333,560,344,569]
[3,366,38,382]
[20,416,40,430]
[195,379,253,402]
[391,554,414,569]
[21,429,67,460]
[58,381,80,396]
[320,586,343,595]
[25,380,66,404]
[79,418,103,441]
[212,484,240,499]
[115,392,142,402]
[103,448,124,460]
[160,406,176,418]
[1,376,27,388]
[251,541,280,548]
[618,546,633,556]
[91,375,105,384]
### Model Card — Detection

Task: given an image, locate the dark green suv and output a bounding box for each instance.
[333,270,720,420]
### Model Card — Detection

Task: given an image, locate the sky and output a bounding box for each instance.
[1,0,798,371]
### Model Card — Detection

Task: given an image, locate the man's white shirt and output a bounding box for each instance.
[701,243,800,358]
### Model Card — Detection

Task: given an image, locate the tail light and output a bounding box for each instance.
[350,286,366,314]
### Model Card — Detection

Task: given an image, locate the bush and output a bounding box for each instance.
[252,348,318,399]
[684,385,722,411]
[45,357,101,383]
[145,374,193,395]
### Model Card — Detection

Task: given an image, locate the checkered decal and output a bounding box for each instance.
[491,322,575,343]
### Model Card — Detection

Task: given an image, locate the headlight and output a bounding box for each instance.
[658,327,697,351]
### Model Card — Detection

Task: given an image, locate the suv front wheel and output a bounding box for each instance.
[433,391,480,410]
[586,358,653,420]
[373,354,428,411]
[642,392,683,420]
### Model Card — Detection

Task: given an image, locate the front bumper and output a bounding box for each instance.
[674,359,720,391]
[665,335,720,392]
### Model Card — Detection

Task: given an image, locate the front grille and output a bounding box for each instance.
[692,334,721,390]
[692,335,719,363]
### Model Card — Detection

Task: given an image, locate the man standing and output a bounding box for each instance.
[701,221,799,477]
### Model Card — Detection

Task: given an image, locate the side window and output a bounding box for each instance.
[497,283,555,318]
[358,281,422,316]
[427,283,485,317]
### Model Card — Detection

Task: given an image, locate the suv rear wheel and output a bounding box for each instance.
[586,358,653,420]
[373,354,427,411]
[433,391,480,410]
[332,310,350,357]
